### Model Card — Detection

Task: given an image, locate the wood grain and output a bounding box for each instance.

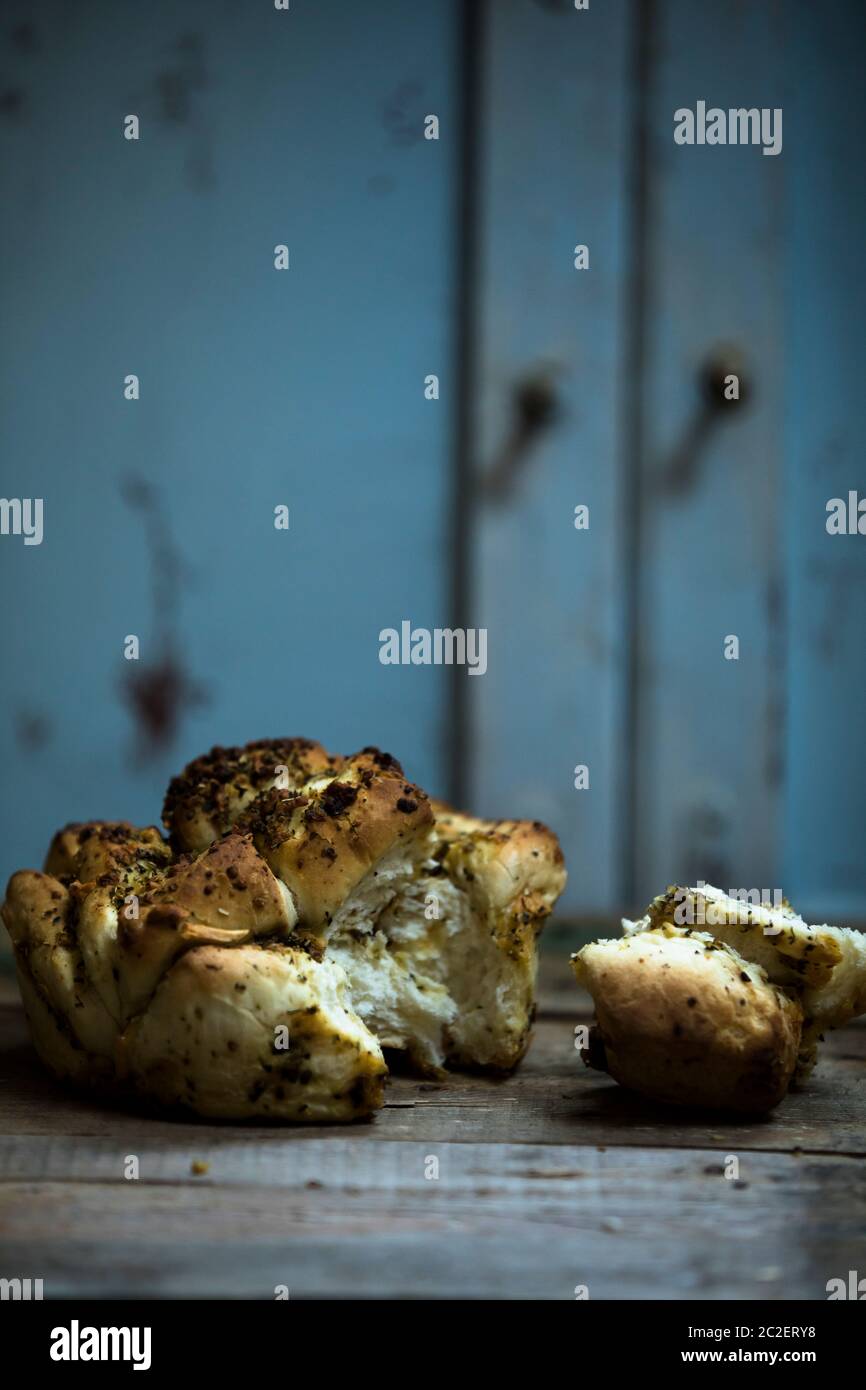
[631,0,787,904]
[1,1146,861,1301]
[469,0,632,915]
[1,964,863,1155]
[0,956,863,1299]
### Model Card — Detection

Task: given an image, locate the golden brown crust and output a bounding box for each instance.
[239,750,433,944]
[2,868,69,952]
[162,739,342,853]
[147,832,295,937]
[573,928,803,1112]
[447,819,563,914]
[44,824,90,878]
[78,833,299,1024]
[120,944,387,1122]
[45,821,171,886]
[163,741,434,947]
[629,885,866,1077]
[4,742,569,1118]
[432,806,566,952]
[644,885,843,990]
[3,814,387,1121]
[2,870,118,1078]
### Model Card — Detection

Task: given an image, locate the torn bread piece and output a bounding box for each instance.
[330,805,567,1073]
[572,926,803,1112]
[624,885,866,1078]
[166,745,567,1075]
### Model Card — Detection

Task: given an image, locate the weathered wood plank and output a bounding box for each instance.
[1,953,862,1300]
[780,1,866,922]
[1,996,863,1154]
[0,1146,861,1299]
[469,0,632,915]
[632,0,787,904]
[0,0,459,918]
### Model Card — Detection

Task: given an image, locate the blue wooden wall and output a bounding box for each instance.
[469,0,866,922]
[0,0,458,904]
[781,0,866,921]
[1,0,864,932]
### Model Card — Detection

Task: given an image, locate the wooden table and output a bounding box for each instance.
[0,956,863,1300]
